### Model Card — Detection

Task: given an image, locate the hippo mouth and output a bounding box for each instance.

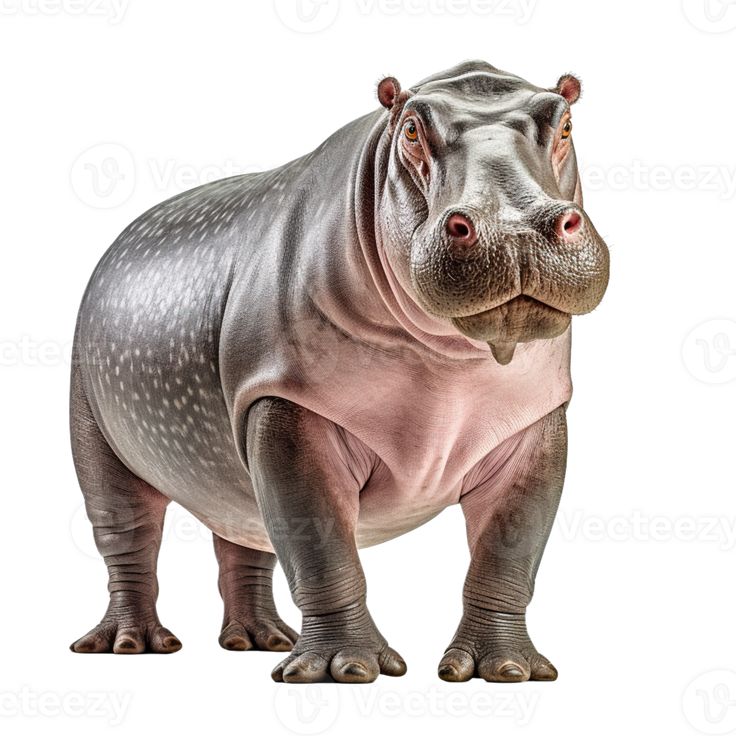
[451,295,571,365]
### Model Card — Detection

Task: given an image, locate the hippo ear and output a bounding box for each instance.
[553,74,582,105]
[377,76,402,109]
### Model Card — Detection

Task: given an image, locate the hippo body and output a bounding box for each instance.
[70,61,608,683]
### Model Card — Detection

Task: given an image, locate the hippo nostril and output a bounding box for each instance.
[446,213,477,247]
[557,209,583,241]
[449,218,470,238]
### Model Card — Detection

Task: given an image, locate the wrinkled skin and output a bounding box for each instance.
[69,61,608,683]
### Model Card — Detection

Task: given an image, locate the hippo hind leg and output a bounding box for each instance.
[213,535,298,651]
[69,367,181,654]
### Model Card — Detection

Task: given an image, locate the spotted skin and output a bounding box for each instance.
[76,176,266,546]
[70,61,608,681]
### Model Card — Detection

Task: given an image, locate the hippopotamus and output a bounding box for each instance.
[69,60,609,684]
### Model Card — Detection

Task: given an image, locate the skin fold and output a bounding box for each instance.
[69,60,609,683]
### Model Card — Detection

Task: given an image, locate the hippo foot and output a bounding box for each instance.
[272,646,407,684]
[219,615,298,652]
[70,594,181,654]
[438,611,557,683]
[271,612,406,683]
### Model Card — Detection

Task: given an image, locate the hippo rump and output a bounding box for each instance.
[69,60,609,683]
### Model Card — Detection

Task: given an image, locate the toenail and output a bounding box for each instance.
[439,663,458,678]
[342,662,368,677]
[500,663,523,678]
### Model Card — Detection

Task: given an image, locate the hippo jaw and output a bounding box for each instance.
[374,61,610,365]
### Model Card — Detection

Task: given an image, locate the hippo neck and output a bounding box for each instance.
[354,113,493,361]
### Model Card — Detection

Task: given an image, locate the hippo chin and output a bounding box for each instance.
[454,296,572,364]
[69,60,609,684]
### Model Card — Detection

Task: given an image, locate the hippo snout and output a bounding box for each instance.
[419,198,609,317]
[404,198,610,363]
[442,200,589,257]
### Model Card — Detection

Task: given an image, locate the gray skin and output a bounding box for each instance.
[69,60,609,683]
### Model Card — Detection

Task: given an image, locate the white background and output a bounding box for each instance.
[2,0,736,734]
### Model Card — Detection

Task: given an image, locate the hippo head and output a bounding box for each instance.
[374,61,609,365]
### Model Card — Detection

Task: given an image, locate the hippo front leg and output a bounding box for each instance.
[245,397,407,684]
[439,406,567,683]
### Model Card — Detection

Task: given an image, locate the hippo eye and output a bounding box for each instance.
[561,120,572,140]
[404,120,419,142]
